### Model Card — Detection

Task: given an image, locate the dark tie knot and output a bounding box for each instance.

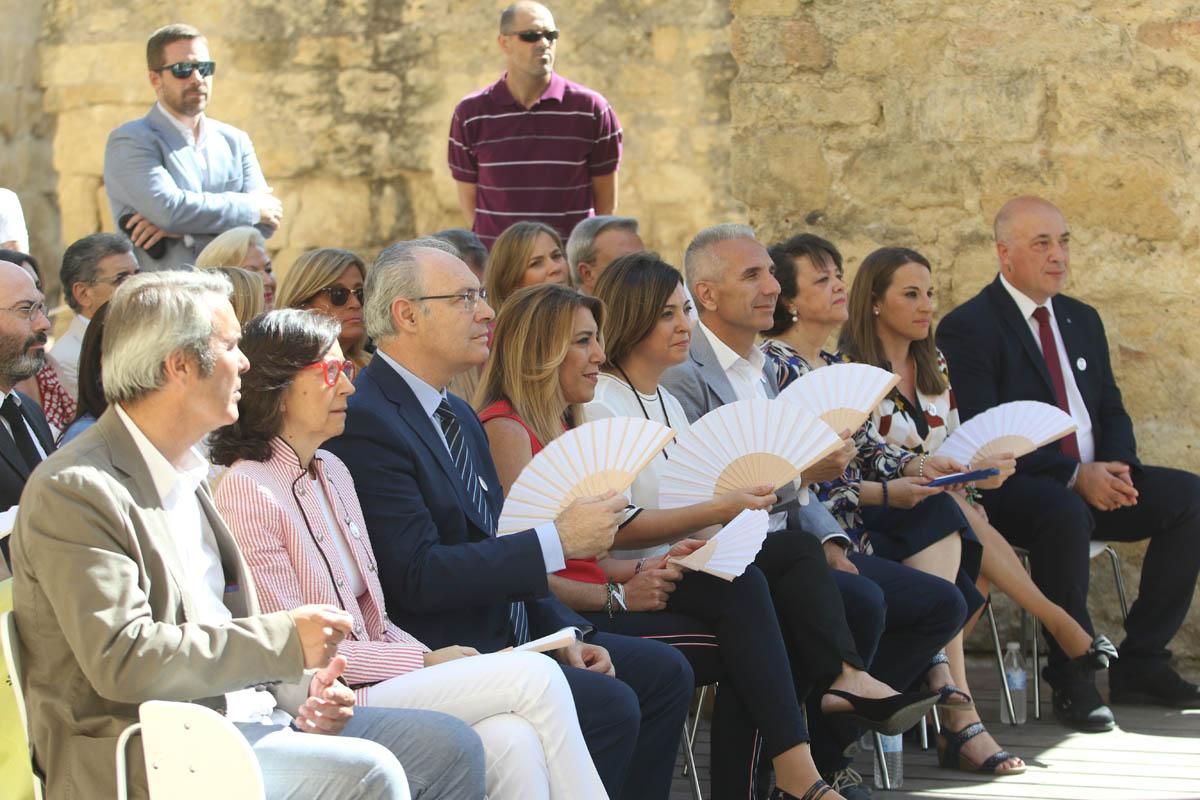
[1032,306,1051,325]
[1,394,23,423]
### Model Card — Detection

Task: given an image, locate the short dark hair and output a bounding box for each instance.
[0,249,41,287]
[146,23,204,71]
[63,301,111,438]
[60,233,133,313]
[765,233,843,337]
[431,229,488,274]
[592,252,684,367]
[209,309,341,466]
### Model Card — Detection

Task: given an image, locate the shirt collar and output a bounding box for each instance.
[492,72,566,108]
[375,350,446,420]
[155,101,207,145]
[68,314,91,337]
[699,320,765,374]
[114,403,209,504]
[998,272,1052,322]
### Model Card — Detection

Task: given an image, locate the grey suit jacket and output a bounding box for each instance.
[660,324,845,542]
[103,104,273,270]
[11,408,306,799]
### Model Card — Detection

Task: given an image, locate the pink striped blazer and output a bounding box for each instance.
[215,438,429,696]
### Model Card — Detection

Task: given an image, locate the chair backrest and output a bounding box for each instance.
[137,701,264,800]
[1,609,43,800]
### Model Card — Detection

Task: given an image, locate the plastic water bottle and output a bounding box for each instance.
[872,733,903,789]
[1000,641,1028,725]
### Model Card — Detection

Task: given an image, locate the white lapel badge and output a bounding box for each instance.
[1076,357,1087,372]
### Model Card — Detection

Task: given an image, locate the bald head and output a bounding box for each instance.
[993,196,1071,304]
[0,259,37,295]
[994,196,1063,245]
[500,1,552,32]
[0,259,49,389]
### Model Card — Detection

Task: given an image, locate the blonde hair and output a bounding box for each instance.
[276,247,370,366]
[195,226,266,269]
[212,267,264,326]
[484,221,563,311]
[475,284,603,446]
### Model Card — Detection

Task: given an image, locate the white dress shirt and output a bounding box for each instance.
[375,350,566,572]
[998,273,1096,463]
[48,313,90,400]
[0,188,29,252]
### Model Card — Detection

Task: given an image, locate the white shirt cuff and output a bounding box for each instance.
[535,522,566,573]
[0,505,17,540]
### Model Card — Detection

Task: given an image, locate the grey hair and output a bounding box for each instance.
[364,237,459,341]
[60,233,133,313]
[101,270,232,405]
[682,223,757,300]
[566,215,639,286]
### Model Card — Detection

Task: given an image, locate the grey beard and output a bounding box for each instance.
[0,349,45,384]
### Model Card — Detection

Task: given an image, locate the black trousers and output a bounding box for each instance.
[585,564,808,799]
[983,464,1200,673]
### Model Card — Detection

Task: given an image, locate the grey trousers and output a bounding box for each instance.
[238,707,486,800]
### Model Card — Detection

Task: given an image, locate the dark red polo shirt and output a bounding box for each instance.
[448,72,622,247]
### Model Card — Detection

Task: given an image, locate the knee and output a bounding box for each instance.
[1040,491,1093,542]
[474,714,546,769]
[416,712,487,790]
[338,738,412,799]
[838,574,887,640]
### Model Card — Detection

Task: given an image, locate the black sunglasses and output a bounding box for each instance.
[313,286,364,307]
[158,61,216,79]
[513,29,559,43]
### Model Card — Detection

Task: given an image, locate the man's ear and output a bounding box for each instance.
[995,241,1010,273]
[71,282,91,314]
[391,296,421,333]
[162,348,193,383]
[692,281,719,314]
[577,262,594,291]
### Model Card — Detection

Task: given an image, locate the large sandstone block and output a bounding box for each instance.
[913,75,1045,143]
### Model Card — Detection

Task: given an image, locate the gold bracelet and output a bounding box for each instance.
[918,454,927,478]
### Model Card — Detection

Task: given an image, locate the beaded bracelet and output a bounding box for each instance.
[918,454,927,478]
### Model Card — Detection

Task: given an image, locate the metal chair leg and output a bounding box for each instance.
[930,705,941,736]
[682,685,707,778]
[1105,545,1130,620]
[918,715,929,751]
[872,732,891,790]
[986,596,1018,725]
[1031,614,1041,720]
[679,720,703,800]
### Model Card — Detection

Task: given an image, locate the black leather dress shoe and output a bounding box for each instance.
[1047,662,1115,732]
[1109,662,1200,709]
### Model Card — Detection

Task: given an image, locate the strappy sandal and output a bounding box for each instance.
[936,721,1026,775]
[925,650,975,710]
[1077,633,1118,671]
[770,779,835,800]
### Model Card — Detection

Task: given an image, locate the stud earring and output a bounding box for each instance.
[873,308,880,316]
[789,308,798,323]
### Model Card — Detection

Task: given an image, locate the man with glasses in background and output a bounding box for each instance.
[448,2,623,249]
[49,233,139,399]
[104,23,283,270]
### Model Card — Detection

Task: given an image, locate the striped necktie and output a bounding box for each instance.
[434,398,529,645]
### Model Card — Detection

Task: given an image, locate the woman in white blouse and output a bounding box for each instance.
[212,309,605,800]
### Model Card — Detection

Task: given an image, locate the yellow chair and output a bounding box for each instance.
[1,584,41,800]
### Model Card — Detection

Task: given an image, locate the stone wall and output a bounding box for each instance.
[729,0,1200,657]
[24,0,741,282]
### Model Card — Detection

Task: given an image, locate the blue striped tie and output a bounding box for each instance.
[434,399,529,645]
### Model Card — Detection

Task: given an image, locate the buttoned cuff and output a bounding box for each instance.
[536,522,566,573]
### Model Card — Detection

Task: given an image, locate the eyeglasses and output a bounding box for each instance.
[157,61,216,79]
[91,269,140,287]
[511,29,559,43]
[312,286,364,307]
[414,288,489,312]
[0,302,48,321]
[302,359,357,387]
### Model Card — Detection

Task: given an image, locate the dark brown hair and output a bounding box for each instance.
[210,309,340,466]
[839,246,947,396]
[146,23,204,70]
[592,252,684,368]
[766,233,843,337]
[60,302,110,441]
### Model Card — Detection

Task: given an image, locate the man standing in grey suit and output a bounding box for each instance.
[10,271,485,799]
[103,24,283,270]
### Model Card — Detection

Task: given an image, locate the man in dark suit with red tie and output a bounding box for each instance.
[938,196,1200,730]
[0,259,55,569]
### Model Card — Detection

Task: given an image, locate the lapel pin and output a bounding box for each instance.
[1076,357,1087,371]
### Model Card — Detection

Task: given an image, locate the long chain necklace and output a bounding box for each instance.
[613,365,673,460]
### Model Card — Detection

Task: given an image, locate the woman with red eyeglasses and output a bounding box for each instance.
[276,248,372,369]
[212,309,605,800]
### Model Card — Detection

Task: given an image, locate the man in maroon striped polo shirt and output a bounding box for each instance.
[448,1,623,249]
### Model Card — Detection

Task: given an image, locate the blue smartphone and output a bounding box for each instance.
[925,467,1001,488]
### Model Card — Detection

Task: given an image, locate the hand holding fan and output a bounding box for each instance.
[777,362,900,433]
[497,417,674,535]
[670,509,769,581]
[934,401,1076,465]
[657,399,842,509]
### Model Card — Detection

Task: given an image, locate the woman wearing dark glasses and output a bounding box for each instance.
[276,248,371,368]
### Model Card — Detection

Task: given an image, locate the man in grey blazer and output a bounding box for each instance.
[10,271,484,799]
[660,224,967,794]
[103,23,283,270]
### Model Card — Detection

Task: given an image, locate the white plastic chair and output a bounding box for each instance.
[116,700,265,800]
[2,610,45,800]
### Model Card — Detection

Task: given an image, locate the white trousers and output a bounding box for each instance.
[364,651,608,800]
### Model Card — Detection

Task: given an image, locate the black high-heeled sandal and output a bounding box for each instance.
[822,688,940,736]
[770,779,834,800]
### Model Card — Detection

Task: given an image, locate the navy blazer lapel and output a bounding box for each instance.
[366,359,488,532]
[986,277,1055,396]
[690,328,738,406]
[0,427,29,479]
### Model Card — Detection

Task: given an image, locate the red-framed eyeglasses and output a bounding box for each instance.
[302,359,356,387]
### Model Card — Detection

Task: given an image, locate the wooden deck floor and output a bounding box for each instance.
[671,657,1200,799]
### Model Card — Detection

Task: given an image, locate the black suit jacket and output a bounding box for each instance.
[325,357,587,652]
[936,276,1139,486]
[0,391,56,563]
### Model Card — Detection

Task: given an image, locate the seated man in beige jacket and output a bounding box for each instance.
[10,270,485,800]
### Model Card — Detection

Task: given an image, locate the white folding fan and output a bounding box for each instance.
[777,362,901,433]
[496,417,674,535]
[934,400,1077,465]
[670,509,769,581]
[657,399,842,509]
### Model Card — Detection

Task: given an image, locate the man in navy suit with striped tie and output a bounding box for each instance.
[938,196,1200,730]
[327,238,693,800]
